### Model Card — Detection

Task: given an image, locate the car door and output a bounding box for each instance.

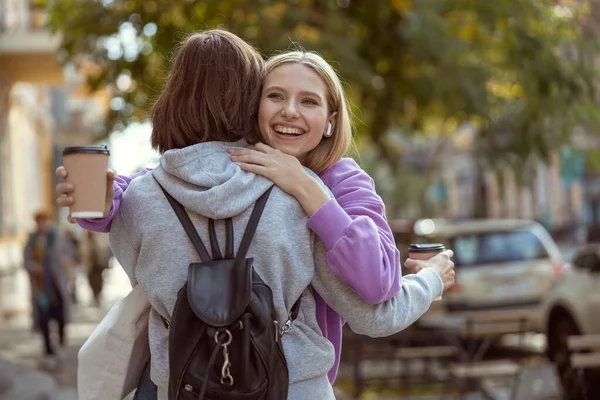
[582,252,600,333]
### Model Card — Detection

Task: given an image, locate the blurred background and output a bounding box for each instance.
[2,0,600,399]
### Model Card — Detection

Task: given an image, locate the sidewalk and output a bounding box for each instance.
[0,262,564,400]
[0,264,132,400]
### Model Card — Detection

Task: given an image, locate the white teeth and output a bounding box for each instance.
[274,125,304,135]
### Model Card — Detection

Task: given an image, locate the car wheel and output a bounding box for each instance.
[549,317,585,400]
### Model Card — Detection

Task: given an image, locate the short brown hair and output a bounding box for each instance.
[34,210,50,223]
[151,30,265,153]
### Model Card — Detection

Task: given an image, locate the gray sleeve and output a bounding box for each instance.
[310,238,443,337]
[109,195,140,287]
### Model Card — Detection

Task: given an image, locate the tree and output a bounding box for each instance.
[41,0,598,168]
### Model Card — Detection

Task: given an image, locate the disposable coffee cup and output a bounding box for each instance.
[62,145,110,219]
[408,243,446,301]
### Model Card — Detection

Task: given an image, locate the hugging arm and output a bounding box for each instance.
[77,169,152,232]
[310,237,442,337]
[307,161,401,304]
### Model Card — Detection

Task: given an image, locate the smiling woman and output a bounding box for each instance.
[257,51,352,174]
[258,63,334,164]
[226,49,451,383]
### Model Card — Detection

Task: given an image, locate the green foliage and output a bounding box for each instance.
[40,0,599,169]
[584,148,600,174]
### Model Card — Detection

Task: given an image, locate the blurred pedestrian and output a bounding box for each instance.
[85,231,108,307]
[23,210,74,369]
[63,228,81,304]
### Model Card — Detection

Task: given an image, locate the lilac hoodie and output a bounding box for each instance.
[79,157,401,382]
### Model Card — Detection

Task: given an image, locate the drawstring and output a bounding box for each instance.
[198,336,224,400]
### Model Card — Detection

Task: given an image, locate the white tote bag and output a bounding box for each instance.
[78,284,152,400]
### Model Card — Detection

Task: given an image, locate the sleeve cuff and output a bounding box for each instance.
[416,268,444,300]
[77,182,124,232]
[306,199,353,250]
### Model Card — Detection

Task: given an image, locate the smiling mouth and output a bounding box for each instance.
[273,124,305,137]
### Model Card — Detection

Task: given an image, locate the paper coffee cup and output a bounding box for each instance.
[408,243,445,301]
[62,145,110,219]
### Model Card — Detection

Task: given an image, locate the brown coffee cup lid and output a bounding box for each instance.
[63,145,110,156]
[409,243,445,253]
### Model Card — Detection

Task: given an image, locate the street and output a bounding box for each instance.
[0,262,132,400]
[0,244,580,399]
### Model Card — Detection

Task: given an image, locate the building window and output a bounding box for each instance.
[0,136,4,236]
[0,86,7,237]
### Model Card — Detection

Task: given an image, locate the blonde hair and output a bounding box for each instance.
[264,51,353,173]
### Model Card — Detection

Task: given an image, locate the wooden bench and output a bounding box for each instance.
[343,328,459,399]
[568,334,600,369]
[566,334,600,398]
[449,360,521,379]
[442,314,530,400]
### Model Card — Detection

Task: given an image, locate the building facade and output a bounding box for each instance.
[0,0,103,318]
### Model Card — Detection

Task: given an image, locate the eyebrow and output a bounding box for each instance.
[264,85,324,102]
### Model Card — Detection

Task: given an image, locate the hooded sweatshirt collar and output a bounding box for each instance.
[151,139,273,220]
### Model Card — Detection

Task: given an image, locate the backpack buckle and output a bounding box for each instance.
[280,319,293,336]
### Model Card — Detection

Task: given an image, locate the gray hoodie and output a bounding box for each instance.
[109,140,443,400]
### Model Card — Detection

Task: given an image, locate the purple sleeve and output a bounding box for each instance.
[307,160,401,304]
[77,168,153,233]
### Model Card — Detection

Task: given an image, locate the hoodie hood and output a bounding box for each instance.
[152,139,273,220]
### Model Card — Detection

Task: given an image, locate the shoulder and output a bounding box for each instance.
[119,172,162,217]
[124,172,160,199]
[319,158,375,194]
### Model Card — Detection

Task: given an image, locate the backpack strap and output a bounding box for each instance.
[207,219,222,260]
[224,218,234,258]
[281,295,302,336]
[207,218,235,259]
[235,186,274,261]
[290,297,301,320]
[156,180,212,263]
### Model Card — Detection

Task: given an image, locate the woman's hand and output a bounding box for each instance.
[228,143,309,195]
[55,166,116,223]
[228,143,330,216]
[404,250,456,292]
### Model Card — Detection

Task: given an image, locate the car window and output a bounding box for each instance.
[573,252,600,270]
[572,253,588,269]
[449,229,549,267]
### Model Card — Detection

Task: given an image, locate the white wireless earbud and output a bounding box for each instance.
[325,123,333,137]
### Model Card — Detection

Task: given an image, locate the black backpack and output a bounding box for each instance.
[157,183,301,400]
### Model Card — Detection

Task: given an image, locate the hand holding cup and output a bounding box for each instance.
[56,149,116,224]
[405,247,455,294]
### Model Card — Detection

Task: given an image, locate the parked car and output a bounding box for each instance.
[411,218,565,313]
[538,244,600,399]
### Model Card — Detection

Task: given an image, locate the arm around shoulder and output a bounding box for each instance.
[311,239,442,337]
[78,169,152,233]
[307,160,401,304]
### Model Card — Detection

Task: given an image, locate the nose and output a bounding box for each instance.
[281,100,299,119]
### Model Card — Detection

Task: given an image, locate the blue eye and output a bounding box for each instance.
[268,93,283,100]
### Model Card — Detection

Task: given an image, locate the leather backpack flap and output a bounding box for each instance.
[187,258,253,327]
